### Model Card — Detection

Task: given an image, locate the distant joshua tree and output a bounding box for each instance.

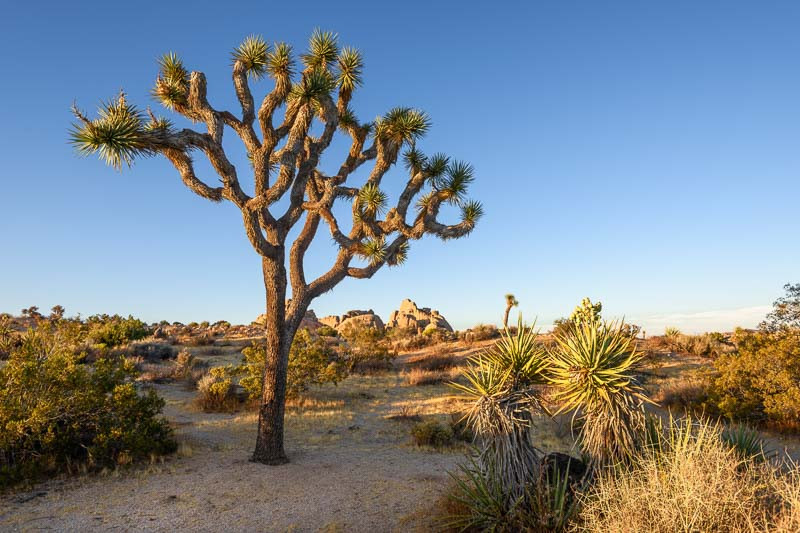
[503,293,519,329]
[20,306,42,320]
[50,305,66,320]
[69,30,482,465]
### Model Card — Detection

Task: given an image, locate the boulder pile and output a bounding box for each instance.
[386,299,453,332]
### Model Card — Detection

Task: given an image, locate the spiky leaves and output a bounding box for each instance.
[425,153,450,184]
[232,35,268,78]
[452,317,549,500]
[355,183,387,220]
[386,240,409,267]
[69,93,150,170]
[289,68,335,105]
[374,107,430,146]
[461,200,484,229]
[548,317,648,464]
[302,29,338,72]
[356,236,386,266]
[336,47,363,97]
[152,52,189,109]
[438,161,474,204]
[266,42,294,98]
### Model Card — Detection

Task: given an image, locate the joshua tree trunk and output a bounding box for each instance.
[252,256,292,464]
[503,305,512,330]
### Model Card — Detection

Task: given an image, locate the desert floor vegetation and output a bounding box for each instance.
[1,322,570,531]
[3,293,800,531]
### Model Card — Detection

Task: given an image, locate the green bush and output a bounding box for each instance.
[196,366,238,412]
[411,419,454,448]
[0,325,175,487]
[339,324,396,373]
[238,329,347,401]
[316,325,338,337]
[709,328,800,429]
[87,314,149,347]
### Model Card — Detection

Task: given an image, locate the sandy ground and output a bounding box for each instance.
[0,341,514,532]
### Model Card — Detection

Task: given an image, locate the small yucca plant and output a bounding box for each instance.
[721,423,773,463]
[451,317,549,500]
[548,316,649,465]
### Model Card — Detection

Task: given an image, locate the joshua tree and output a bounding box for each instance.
[69,30,482,464]
[502,293,519,329]
[50,305,66,321]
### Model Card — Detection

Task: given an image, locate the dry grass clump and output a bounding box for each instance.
[576,419,799,532]
[408,351,462,372]
[405,367,461,386]
[652,374,711,411]
[135,349,206,384]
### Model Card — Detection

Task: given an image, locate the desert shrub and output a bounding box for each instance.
[238,329,347,401]
[339,324,396,373]
[461,323,500,343]
[576,417,794,532]
[316,325,338,337]
[0,315,20,359]
[87,314,149,347]
[760,282,800,332]
[127,341,176,361]
[139,349,204,383]
[664,326,681,338]
[708,328,800,429]
[446,454,582,532]
[0,326,175,487]
[196,366,237,412]
[186,332,215,346]
[411,419,454,448]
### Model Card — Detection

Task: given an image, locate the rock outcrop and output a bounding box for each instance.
[386,299,453,332]
[254,310,322,331]
[320,310,385,333]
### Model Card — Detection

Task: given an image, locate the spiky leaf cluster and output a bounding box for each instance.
[357,237,386,265]
[69,94,149,169]
[336,47,363,93]
[289,68,336,104]
[386,241,409,267]
[152,52,189,109]
[355,183,387,219]
[425,153,450,183]
[461,200,484,227]
[548,317,647,464]
[232,35,269,78]
[437,161,474,204]
[451,318,548,500]
[374,107,430,145]
[302,29,339,71]
[266,42,294,80]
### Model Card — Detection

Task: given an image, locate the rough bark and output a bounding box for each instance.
[252,256,292,464]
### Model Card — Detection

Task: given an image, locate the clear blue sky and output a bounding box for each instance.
[1,1,798,332]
